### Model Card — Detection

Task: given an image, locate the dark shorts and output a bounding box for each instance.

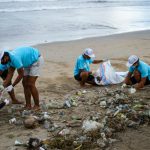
[74,73,94,82]
[0,70,8,80]
[131,76,150,85]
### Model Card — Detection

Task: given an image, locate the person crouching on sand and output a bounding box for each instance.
[124,55,150,89]
[74,48,103,86]
[0,46,44,111]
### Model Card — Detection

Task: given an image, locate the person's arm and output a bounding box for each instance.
[124,72,132,85]
[92,60,103,64]
[134,77,147,89]
[12,67,24,87]
[0,70,3,76]
[3,67,15,87]
[135,65,148,89]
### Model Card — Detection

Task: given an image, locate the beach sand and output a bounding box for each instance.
[0,30,150,149]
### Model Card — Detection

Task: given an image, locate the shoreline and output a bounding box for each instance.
[35,29,150,46]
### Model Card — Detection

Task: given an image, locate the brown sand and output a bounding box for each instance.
[35,30,150,79]
[0,30,150,150]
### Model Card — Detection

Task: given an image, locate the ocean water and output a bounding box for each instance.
[0,0,150,49]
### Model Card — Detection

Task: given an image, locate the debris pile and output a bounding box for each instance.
[2,86,150,150]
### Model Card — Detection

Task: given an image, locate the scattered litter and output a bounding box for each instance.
[46,100,64,109]
[59,128,70,136]
[129,87,136,94]
[15,140,22,146]
[100,101,107,108]
[64,100,71,108]
[82,120,103,132]
[24,116,38,129]
[9,118,17,124]
[1,84,149,150]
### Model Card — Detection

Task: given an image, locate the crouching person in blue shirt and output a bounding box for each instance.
[124,55,150,89]
[0,46,44,111]
[74,48,103,86]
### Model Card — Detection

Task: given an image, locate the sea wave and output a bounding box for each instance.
[87,0,150,4]
[0,0,55,2]
[0,5,99,13]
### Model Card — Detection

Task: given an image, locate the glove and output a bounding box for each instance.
[121,83,127,88]
[4,99,10,105]
[5,85,13,92]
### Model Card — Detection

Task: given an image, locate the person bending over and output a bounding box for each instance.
[0,46,44,111]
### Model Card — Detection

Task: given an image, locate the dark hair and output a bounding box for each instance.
[2,52,9,59]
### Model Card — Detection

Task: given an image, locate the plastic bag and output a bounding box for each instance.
[94,61,127,85]
[82,120,103,132]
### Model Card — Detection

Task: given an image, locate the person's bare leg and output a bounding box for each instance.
[3,80,22,104]
[27,76,40,110]
[80,72,96,86]
[134,70,141,83]
[80,72,89,86]
[8,89,23,104]
[22,76,32,109]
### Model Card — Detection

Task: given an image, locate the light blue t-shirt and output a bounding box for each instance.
[0,64,9,71]
[74,55,93,76]
[7,47,40,69]
[129,60,150,80]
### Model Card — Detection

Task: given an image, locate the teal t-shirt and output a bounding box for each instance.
[8,47,40,69]
[129,60,150,80]
[74,55,93,76]
[0,64,9,71]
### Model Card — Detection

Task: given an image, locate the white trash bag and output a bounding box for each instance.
[94,61,128,85]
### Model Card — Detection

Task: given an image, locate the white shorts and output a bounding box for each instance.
[24,56,44,77]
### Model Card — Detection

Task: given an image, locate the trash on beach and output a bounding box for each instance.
[59,128,70,136]
[14,140,28,148]
[129,87,136,94]
[9,118,17,124]
[71,115,82,120]
[143,110,150,117]
[64,98,78,108]
[28,138,41,149]
[43,112,50,120]
[24,116,38,129]
[66,120,82,127]
[82,90,87,94]
[15,140,23,146]
[82,120,103,132]
[121,83,127,88]
[22,110,32,117]
[64,100,71,108]
[100,101,107,108]
[43,120,50,129]
[46,100,64,109]
[15,120,24,126]
[41,101,48,111]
